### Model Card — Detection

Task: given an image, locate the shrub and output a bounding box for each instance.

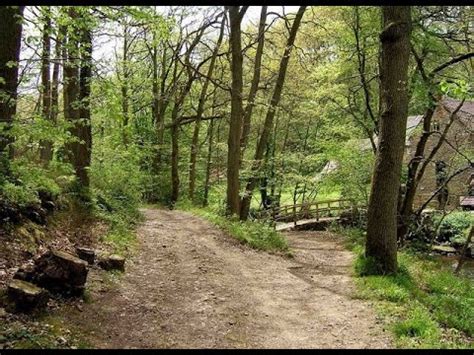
[0,182,39,208]
[90,144,144,223]
[434,211,473,243]
[0,158,74,209]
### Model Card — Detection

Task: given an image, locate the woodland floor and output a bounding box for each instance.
[54,207,392,349]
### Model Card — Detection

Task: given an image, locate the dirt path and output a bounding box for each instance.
[60,208,391,348]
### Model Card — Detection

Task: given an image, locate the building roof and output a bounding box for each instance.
[440,97,474,128]
[442,97,474,117]
[358,96,473,152]
[358,115,422,151]
[459,196,474,207]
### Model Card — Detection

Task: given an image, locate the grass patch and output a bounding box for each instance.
[95,206,141,256]
[176,201,289,254]
[336,226,474,349]
[100,223,138,256]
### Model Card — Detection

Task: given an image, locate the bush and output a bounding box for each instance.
[0,182,39,208]
[90,144,144,223]
[434,211,473,243]
[0,158,74,209]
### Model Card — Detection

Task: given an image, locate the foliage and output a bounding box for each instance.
[433,211,474,243]
[0,158,74,208]
[178,200,289,254]
[337,226,474,348]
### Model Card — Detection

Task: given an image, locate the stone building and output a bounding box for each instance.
[405,97,473,210]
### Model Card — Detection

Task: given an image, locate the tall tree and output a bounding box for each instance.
[0,6,25,162]
[226,6,248,216]
[188,13,226,201]
[77,15,93,188]
[63,7,93,189]
[239,6,268,159]
[169,18,213,205]
[121,22,130,129]
[365,6,412,274]
[39,7,53,163]
[203,90,219,206]
[240,6,306,220]
[50,23,64,134]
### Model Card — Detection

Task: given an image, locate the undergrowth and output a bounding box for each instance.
[176,200,289,255]
[331,224,474,349]
[94,205,141,256]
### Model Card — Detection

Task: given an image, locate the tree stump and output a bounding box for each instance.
[75,246,95,265]
[13,264,36,283]
[98,254,125,271]
[29,249,89,296]
[7,279,49,312]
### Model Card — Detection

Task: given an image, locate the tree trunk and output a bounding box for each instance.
[77,22,93,188]
[0,6,24,161]
[39,7,53,163]
[151,38,160,169]
[64,8,92,189]
[170,105,180,206]
[168,21,209,205]
[154,44,169,170]
[365,6,411,275]
[226,6,246,216]
[239,6,267,159]
[188,14,226,201]
[240,6,306,220]
[63,9,81,177]
[121,24,130,145]
[50,25,63,129]
[397,105,435,239]
[203,115,215,207]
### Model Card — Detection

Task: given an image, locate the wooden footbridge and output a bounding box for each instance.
[254,199,366,231]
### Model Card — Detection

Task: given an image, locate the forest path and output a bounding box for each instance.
[61,207,391,348]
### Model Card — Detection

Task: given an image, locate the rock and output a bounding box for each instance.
[98,255,125,271]
[7,279,49,312]
[24,208,47,225]
[28,249,89,296]
[42,200,56,211]
[432,245,457,255]
[0,308,6,317]
[75,247,95,265]
[13,264,36,283]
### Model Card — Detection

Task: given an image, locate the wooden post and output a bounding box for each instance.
[293,204,297,227]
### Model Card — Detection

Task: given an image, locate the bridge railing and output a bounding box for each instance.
[255,199,365,224]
